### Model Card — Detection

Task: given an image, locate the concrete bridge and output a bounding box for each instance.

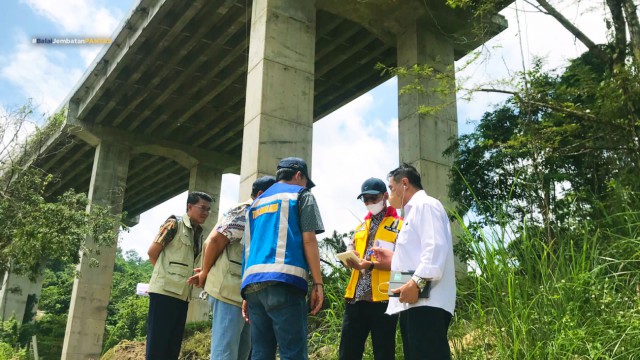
[0,0,508,358]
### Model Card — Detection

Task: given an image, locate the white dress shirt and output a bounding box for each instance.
[386,190,456,315]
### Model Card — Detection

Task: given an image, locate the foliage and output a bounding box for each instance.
[0,103,121,280]
[448,201,640,359]
[179,322,210,360]
[445,49,639,246]
[0,319,30,360]
[38,262,75,316]
[1,248,154,359]
[0,342,27,360]
[103,249,153,351]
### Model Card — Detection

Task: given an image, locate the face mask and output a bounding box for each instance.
[366,200,385,215]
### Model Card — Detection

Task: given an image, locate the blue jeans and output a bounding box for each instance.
[208,295,251,360]
[245,283,308,360]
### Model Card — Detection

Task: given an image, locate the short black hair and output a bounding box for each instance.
[388,163,423,190]
[186,191,212,211]
[276,168,297,182]
[251,176,276,198]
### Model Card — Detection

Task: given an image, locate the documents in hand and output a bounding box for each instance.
[388,271,430,298]
[336,251,361,266]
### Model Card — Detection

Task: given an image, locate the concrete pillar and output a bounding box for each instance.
[396,20,457,210]
[186,164,222,323]
[62,140,129,360]
[239,0,316,199]
[0,268,42,323]
[189,164,223,232]
[397,21,466,275]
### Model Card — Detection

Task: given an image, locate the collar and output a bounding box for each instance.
[403,190,427,215]
[183,213,202,231]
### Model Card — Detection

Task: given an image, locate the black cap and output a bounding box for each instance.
[252,175,276,195]
[277,157,316,189]
[357,178,387,199]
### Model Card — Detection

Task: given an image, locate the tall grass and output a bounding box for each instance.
[449,208,640,359]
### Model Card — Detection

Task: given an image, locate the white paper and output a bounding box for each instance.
[375,239,395,251]
[336,251,360,266]
[136,283,149,296]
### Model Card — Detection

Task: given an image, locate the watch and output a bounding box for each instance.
[411,274,428,292]
[368,262,375,271]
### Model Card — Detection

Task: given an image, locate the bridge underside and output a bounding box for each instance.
[36,0,502,218]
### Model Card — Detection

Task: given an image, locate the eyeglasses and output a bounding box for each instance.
[362,195,381,203]
[193,204,211,213]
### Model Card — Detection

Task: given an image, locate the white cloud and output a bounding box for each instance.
[21,0,121,36]
[312,92,399,236]
[455,0,609,126]
[79,47,102,67]
[0,39,84,114]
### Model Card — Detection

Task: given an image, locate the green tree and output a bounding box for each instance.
[0,102,120,280]
[446,50,639,240]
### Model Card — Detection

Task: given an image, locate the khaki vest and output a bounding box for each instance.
[204,201,250,307]
[345,209,403,302]
[148,215,201,301]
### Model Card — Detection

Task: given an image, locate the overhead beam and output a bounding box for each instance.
[76,0,170,119]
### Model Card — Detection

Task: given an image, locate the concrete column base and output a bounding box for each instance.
[61,140,129,360]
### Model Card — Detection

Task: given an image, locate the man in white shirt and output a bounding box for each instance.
[371,163,456,360]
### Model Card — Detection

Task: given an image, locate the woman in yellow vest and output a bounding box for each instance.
[340,178,403,360]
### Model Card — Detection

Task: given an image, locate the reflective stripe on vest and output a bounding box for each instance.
[242,183,309,293]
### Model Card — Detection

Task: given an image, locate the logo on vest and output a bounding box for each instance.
[383,219,401,233]
[252,203,279,219]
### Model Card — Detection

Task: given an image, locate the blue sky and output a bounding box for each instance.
[0,0,607,258]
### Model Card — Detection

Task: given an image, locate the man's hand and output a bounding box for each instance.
[186,268,205,287]
[242,300,250,323]
[392,279,420,304]
[345,250,372,271]
[370,247,393,270]
[309,284,324,315]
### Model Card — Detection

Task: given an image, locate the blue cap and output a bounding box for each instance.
[357,178,387,199]
[277,157,315,189]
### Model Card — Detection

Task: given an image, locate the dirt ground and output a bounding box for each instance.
[100,340,146,360]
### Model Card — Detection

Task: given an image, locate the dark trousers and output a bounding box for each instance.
[399,306,452,360]
[146,293,189,360]
[339,301,398,360]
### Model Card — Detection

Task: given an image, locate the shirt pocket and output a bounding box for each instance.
[164,262,190,294]
[218,251,243,302]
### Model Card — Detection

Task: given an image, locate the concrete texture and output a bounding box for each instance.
[186,164,223,323]
[0,269,42,324]
[61,141,130,360]
[239,0,316,198]
[397,20,458,210]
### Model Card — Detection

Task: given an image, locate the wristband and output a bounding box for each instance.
[368,262,375,271]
